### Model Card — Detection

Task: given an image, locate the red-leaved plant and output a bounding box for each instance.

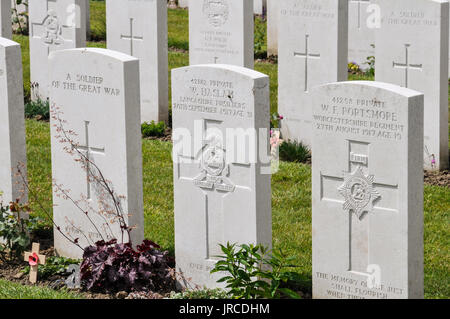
[80,239,175,293]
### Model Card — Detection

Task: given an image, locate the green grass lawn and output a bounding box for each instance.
[5,5,449,299]
[0,279,83,299]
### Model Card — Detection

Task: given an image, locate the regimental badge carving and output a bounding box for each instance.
[42,10,64,45]
[194,134,235,192]
[338,166,381,219]
[202,0,229,27]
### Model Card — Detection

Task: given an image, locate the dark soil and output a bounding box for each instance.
[424,170,450,188]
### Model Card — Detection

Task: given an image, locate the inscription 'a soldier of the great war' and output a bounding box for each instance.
[203,0,229,27]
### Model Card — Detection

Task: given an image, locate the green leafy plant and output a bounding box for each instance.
[365,49,375,77]
[348,62,361,74]
[279,140,311,163]
[141,121,167,138]
[270,113,283,129]
[254,16,267,59]
[0,201,32,261]
[23,256,80,280]
[211,243,302,299]
[25,99,50,121]
[170,288,230,299]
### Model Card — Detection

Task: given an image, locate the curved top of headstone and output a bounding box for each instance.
[314,80,423,98]
[49,47,139,63]
[0,37,19,48]
[173,64,268,80]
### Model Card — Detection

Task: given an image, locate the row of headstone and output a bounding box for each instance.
[0,32,425,297]
[277,0,449,171]
[0,0,428,299]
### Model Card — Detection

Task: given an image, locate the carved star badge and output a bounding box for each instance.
[338,166,381,219]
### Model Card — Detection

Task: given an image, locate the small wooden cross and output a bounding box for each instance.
[24,243,46,284]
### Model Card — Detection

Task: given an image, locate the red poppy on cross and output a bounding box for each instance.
[24,243,46,283]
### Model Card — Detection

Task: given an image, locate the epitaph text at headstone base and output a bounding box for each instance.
[49,48,144,259]
[172,64,272,289]
[312,81,424,299]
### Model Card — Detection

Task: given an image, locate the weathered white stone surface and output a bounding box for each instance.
[312,81,424,299]
[178,0,188,8]
[375,0,449,170]
[49,48,144,259]
[1,0,12,39]
[0,37,27,204]
[348,0,375,69]
[278,0,348,146]
[267,0,278,56]
[189,0,254,68]
[254,0,266,15]
[107,0,168,123]
[29,0,86,101]
[172,64,272,288]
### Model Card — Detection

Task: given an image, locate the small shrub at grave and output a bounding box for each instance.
[211,243,303,299]
[25,99,50,121]
[23,256,80,281]
[279,140,311,164]
[80,239,175,293]
[142,121,167,138]
[0,201,33,261]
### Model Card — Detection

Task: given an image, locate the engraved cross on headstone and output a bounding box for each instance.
[120,18,143,56]
[176,119,249,260]
[31,0,74,55]
[320,141,399,274]
[350,0,370,29]
[74,121,105,200]
[392,44,423,88]
[294,34,321,92]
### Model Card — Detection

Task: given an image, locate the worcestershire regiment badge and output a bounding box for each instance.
[194,134,235,192]
[338,166,381,219]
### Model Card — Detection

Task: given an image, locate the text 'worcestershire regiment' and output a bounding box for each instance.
[314,96,405,141]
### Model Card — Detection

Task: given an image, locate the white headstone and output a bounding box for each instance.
[178,0,189,8]
[29,0,87,101]
[375,0,449,170]
[189,0,254,68]
[312,81,424,299]
[254,0,266,15]
[278,0,348,146]
[1,0,12,39]
[49,48,144,259]
[267,0,278,56]
[348,0,375,69]
[172,64,272,288]
[0,37,27,204]
[106,0,168,123]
